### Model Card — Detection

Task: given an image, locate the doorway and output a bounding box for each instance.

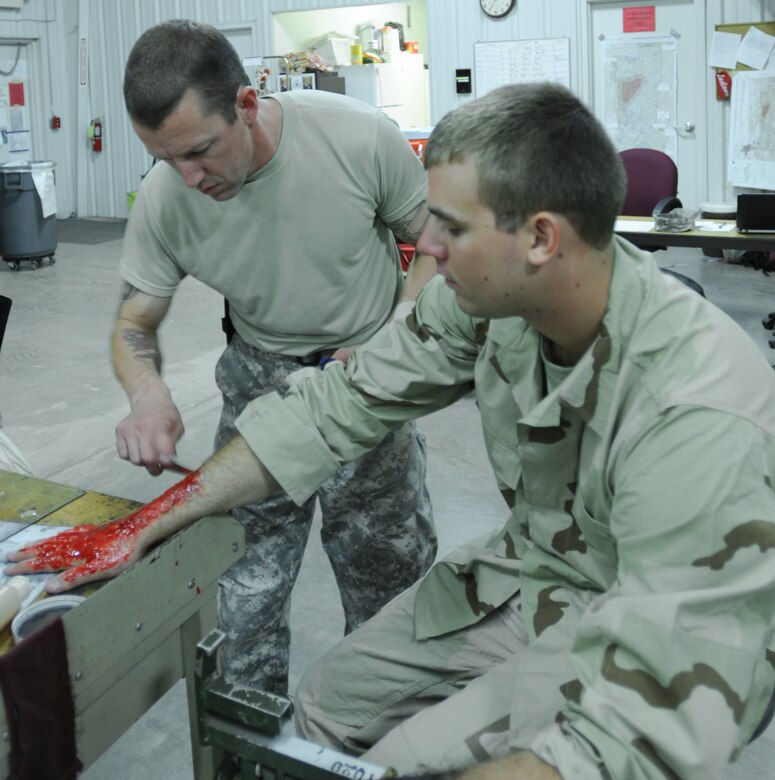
[584,0,707,211]
[271,2,429,128]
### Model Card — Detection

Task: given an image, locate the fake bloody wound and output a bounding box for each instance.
[20,471,202,582]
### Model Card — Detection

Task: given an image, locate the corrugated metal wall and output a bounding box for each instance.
[78,0,443,219]
[0,0,771,218]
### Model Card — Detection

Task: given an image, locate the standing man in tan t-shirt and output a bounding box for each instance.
[112,19,438,694]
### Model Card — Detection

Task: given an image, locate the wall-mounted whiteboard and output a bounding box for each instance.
[474,37,570,98]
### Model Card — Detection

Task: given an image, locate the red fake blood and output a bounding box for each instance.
[21,471,202,581]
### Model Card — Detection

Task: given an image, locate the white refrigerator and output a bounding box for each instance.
[337,52,428,129]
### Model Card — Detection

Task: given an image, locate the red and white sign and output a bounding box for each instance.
[8,82,24,107]
[715,70,732,101]
[623,6,656,33]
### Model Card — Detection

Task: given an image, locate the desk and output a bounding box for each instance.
[0,470,244,778]
[616,216,775,253]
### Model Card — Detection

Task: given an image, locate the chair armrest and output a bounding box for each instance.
[652,196,683,216]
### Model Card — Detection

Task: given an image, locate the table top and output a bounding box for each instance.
[0,469,245,774]
[0,470,139,652]
[616,216,775,252]
[0,470,138,528]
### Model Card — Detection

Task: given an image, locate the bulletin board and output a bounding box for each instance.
[474,37,570,98]
[714,21,775,73]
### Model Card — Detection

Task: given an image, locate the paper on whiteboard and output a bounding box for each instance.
[614,219,655,232]
[694,220,737,232]
[708,31,741,69]
[737,26,775,71]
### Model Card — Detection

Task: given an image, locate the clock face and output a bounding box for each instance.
[480,0,516,19]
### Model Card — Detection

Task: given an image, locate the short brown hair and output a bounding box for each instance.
[425,83,626,249]
[123,19,249,129]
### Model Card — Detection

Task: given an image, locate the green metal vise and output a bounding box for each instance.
[195,629,395,780]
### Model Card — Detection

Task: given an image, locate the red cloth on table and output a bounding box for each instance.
[0,618,82,779]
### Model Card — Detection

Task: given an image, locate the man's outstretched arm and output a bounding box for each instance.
[5,434,279,592]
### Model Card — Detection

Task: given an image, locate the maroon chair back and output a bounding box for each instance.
[619,149,679,216]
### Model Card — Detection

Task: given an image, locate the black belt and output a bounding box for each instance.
[295,349,336,366]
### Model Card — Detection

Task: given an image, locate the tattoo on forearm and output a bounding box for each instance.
[122,327,162,371]
[388,203,430,245]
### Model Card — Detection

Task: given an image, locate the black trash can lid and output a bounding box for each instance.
[0,160,56,173]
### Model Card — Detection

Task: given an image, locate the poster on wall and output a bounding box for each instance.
[4,113,30,157]
[599,35,677,160]
[8,81,24,106]
[0,58,30,163]
[727,70,775,191]
[623,7,656,34]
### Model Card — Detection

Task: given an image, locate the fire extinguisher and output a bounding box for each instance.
[89,118,103,152]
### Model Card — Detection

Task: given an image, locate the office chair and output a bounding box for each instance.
[619,148,685,258]
[617,151,704,296]
[662,267,705,297]
[619,148,681,217]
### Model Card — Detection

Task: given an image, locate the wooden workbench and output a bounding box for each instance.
[0,470,244,778]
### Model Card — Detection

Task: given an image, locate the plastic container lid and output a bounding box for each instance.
[654,208,698,232]
[11,594,85,644]
[700,201,736,216]
[0,160,56,173]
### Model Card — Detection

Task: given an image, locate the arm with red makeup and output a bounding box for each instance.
[4,435,279,593]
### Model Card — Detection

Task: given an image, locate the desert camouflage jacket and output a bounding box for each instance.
[237,237,775,778]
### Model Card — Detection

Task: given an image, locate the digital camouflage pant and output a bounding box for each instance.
[214,334,437,694]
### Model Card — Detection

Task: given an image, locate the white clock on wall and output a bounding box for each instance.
[480,0,517,19]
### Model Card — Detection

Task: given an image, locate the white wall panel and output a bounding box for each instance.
[424,0,580,124]
[4,1,771,217]
[76,0,451,218]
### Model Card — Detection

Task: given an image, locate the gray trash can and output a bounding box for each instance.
[0,161,57,270]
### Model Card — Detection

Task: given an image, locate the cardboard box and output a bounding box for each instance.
[314,38,352,67]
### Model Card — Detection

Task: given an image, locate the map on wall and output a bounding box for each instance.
[727,71,775,191]
[600,35,677,159]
